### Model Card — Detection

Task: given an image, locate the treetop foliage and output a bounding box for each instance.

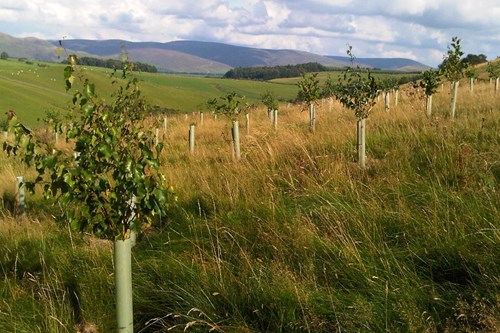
[209,91,250,120]
[462,53,488,65]
[224,62,328,80]
[414,69,441,96]
[3,54,171,240]
[62,56,158,73]
[439,37,468,82]
[379,78,399,92]
[486,61,500,78]
[296,73,322,104]
[260,90,279,111]
[334,46,379,120]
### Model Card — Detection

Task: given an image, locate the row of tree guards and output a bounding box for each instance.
[3,72,496,167]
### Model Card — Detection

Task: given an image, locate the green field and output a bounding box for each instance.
[0,59,300,127]
[0,59,419,127]
[1,59,499,332]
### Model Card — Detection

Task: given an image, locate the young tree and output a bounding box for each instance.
[334,46,379,168]
[211,91,248,160]
[379,78,398,112]
[440,37,467,118]
[261,90,279,121]
[297,73,321,132]
[486,61,500,96]
[322,74,336,112]
[0,51,8,60]
[415,69,441,117]
[465,66,477,94]
[3,55,172,333]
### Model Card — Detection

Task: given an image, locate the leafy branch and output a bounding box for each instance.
[3,54,172,240]
[335,46,379,120]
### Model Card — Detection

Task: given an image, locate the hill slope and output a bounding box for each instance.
[0,32,430,74]
[327,55,431,71]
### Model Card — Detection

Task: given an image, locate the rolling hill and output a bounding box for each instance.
[0,32,430,74]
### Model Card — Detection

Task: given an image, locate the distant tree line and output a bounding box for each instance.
[224,62,328,80]
[62,56,158,73]
[462,54,488,65]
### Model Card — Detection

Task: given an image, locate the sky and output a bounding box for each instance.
[0,0,499,67]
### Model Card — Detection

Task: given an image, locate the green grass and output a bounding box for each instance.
[0,59,299,127]
[0,69,499,332]
[270,71,418,85]
[0,59,422,128]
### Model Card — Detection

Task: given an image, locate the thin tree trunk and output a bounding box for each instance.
[469,77,474,94]
[384,92,390,112]
[395,89,399,107]
[357,118,366,169]
[115,238,133,333]
[495,78,499,96]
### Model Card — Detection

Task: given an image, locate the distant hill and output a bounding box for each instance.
[0,32,430,74]
[0,32,60,61]
[327,56,431,71]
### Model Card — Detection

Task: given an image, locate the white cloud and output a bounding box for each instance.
[0,0,498,66]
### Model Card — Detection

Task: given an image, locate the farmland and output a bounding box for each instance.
[0,58,499,332]
[0,58,416,127]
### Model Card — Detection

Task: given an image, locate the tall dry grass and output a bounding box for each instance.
[0,78,498,332]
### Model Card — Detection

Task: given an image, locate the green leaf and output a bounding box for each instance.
[153,188,168,204]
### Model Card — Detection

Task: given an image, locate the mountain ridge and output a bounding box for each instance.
[0,32,431,74]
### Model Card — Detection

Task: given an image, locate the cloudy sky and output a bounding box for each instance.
[0,0,499,66]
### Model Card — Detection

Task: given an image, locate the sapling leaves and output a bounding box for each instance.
[296,73,321,105]
[211,91,249,120]
[3,55,171,240]
[440,37,467,82]
[261,90,279,112]
[335,47,379,120]
[415,69,441,96]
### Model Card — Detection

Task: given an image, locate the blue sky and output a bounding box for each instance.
[0,0,499,66]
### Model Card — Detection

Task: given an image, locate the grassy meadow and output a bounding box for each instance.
[0,61,499,332]
[0,58,417,128]
[0,59,300,127]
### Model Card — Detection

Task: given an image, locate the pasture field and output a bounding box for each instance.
[0,62,499,332]
[1,58,416,128]
[0,59,300,127]
[269,71,418,85]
